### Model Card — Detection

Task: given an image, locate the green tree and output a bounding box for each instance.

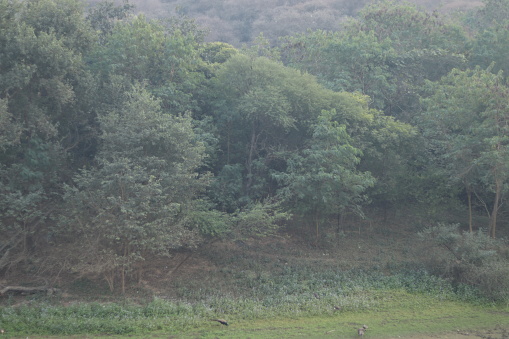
[0,0,98,272]
[467,0,509,79]
[87,0,134,39]
[357,111,417,219]
[420,66,509,237]
[208,52,412,226]
[60,85,209,292]
[273,109,375,243]
[282,30,396,111]
[209,54,301,206]
[88,14,205,113]
[281,1,468,119]
[469,27,509,78]
[209,54,373,208]
[470,0,509,29]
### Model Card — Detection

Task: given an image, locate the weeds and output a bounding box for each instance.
[2,223,507,337]
[0,267,497,337]
[419,223,509,301]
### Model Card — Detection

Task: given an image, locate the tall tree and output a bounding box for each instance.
[420,66,509,237]
[0,0,98,272]
[60,85,208,292]
[282,30,396,111]
[208,53,377,210]
[273,109,375,243]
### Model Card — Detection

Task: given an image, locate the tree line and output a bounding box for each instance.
[1,0,508,292]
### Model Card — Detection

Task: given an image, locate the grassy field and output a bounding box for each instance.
[2,291,508,338]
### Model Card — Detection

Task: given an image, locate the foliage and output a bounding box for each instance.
[87,0,134,39]
[419,66,509,237]
[2,0,509,302]
[88,12,205,113]
[281,29,392,111]
[273,109,375,239]
[160,0,354,45]
[58,85,209,292]
[208,53,390,217]
[233,200,291,238]
[468,24,509,77]
[281,1,468,119]
[208,164,244,212]
[1,265,506,337]
[185,199,232,237]
[0,0,98,274]
[419,223,509,301]
[470,0,509,29]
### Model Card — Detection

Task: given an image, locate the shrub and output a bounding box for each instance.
[419,223,509,302]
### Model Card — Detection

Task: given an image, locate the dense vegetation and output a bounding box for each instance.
[135,0,482,45]
[1,0,509,317]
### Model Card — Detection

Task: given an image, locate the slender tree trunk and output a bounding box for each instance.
[121,266,125,294]
[227,120,231,165]
[246,121,257,195]
[489,178,502,238]
[466,186,473,233]
[121,241,129,294]
[314,208,321,247]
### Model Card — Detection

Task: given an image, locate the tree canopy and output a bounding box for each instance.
[1,0,509,292]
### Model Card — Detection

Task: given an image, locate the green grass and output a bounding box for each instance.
[1,291,507,338]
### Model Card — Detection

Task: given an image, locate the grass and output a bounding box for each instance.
[1,267,508,338]
[1,290,507,338]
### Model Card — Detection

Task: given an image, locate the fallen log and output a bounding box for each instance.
[0,285,60,296]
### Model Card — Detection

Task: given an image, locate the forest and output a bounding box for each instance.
[125,0,484,45]
[1,0,509,310]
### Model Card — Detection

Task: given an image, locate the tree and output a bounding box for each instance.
[209,53,373,208]
[88,13,205,113]
[420,66,509,237]
[356,110,417,219]
[87,0,134,40]
[282,30,396,111]
[470,28,509,78]
[468,10,509,78]
[0,0,98,273]
[273,109,375,243]
[281,1,468,120]
[469,0,509,29]
[207,52,413,228]
[209,54,302,206]
[59,85,209,292]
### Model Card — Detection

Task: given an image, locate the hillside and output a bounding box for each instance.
[119,0,484,45]
[2,215,508,338]
[3,3,509,336]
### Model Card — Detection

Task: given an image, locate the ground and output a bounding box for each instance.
[1,212,508,338]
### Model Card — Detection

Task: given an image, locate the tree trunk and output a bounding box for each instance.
[227,120,231,165]
[245,121,257,195]
[466,186,473,233]
[121,266,125,294]
[121,242,129,294]
[104,271,115,292]
[489,178,502,238]
[314,208,321,247]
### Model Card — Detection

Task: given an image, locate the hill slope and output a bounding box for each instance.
[117,0,484,45]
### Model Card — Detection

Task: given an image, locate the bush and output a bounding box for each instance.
[419,223,509,302]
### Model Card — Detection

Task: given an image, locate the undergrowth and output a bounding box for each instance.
[0,267,495,337]
[2,222,507,337]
